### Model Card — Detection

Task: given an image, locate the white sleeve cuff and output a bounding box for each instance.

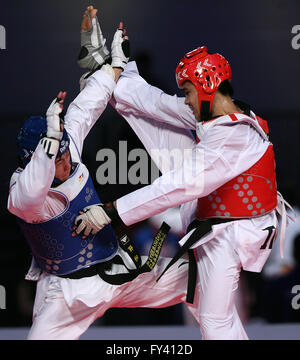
[91,66,116,91]
[101,64,115,82]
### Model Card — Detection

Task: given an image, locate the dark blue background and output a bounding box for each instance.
[1,0,300,112]
[0,0,299,327]
[1,1,299,199]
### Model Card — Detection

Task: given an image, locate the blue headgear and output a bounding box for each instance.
[17,116,70,167]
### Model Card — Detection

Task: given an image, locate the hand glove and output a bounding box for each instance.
[78,12,110,71]
[74,204,112,237]
[40,137,59,160]
[46,97,63,141]
[111,27,130,70]
[41,97,64,159]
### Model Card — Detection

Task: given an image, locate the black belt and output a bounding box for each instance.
[156,218,241,304]
[60,222,170,284]
[59,259,113,279]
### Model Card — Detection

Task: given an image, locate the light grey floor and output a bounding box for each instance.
[0,322,300,340]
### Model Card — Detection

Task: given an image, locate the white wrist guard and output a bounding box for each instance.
[111,29,130,70]
[46,98,63,140]
[40,137,60,159]
[101,64,115,81]
[79,64,115,92]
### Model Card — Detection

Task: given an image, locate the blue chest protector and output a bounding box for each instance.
[17,164,118,276]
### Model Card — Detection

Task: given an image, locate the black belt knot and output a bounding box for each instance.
[156,217,240,304]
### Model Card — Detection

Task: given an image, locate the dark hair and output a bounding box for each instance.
[218,80,234,97]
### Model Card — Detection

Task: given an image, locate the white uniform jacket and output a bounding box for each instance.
[8,69,116,276]
[112,61,283,272]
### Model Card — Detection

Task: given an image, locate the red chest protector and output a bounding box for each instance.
[196,113,277,219]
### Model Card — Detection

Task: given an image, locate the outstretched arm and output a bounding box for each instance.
[65,6,130,157]
[73,121,269,235]
[113,62,196,130]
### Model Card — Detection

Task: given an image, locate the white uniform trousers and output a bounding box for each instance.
[194,235,248,340]
[27,256,200,340]
[111,107,271,340]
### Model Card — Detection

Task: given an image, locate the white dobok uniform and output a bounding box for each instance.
[8,69,199,340]
[111,62,292,340]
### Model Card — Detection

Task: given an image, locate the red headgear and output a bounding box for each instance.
[176,46,232,121]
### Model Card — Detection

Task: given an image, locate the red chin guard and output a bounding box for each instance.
[176,46,232,120]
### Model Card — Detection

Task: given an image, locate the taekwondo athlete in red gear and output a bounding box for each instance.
[74,45,296,340]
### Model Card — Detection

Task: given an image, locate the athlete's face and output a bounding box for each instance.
[183,81,200,121]
[55,150,71,182]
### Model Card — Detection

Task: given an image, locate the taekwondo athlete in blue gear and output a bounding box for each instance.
[15,107,118,276]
